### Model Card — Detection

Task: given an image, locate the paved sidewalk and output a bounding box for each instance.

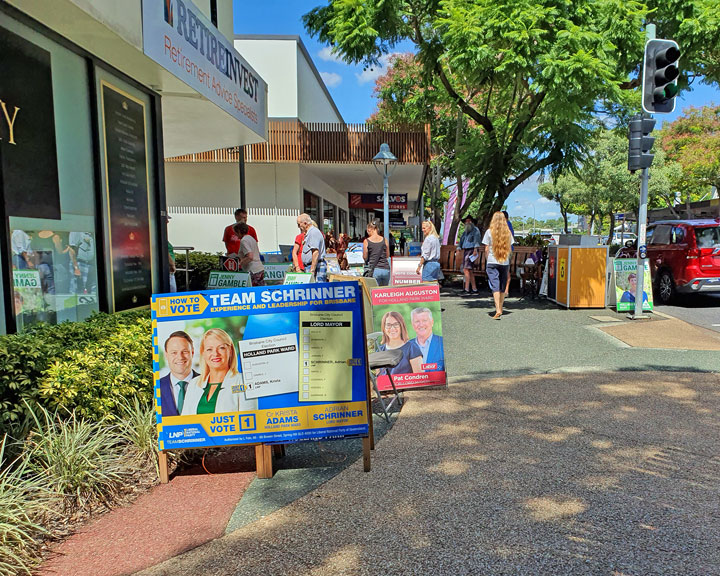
[440,289,719,377]
[137,370,720,576]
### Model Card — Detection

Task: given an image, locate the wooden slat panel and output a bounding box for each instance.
[167,120,431,164]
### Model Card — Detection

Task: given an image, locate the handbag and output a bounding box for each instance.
[363,266,375,278]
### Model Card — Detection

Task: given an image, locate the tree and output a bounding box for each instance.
[660,105,720,213]
[540,129,684,233]
[538,175,586,233]
[304,0,649,236]
[369,53,463,231]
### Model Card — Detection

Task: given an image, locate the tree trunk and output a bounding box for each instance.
[561,206,569,233]
[608,211,616,243]
[588,210,596,235]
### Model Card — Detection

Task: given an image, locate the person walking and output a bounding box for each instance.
[458,214,482,295]
[416,221,444,282]
[399,232,407,256]
[482,212,514,319]
[362,220,391,286]
[502,210,515,295]
[389,233,396,257]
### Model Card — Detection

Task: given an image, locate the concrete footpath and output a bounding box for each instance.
[132,291,719,575]
[138,370,720,575]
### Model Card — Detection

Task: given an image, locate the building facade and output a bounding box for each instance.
[0,0,267,333]
[165,36,429,254]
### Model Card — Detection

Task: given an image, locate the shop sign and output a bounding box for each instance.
[349,193,407,210]
[0,29,60,219]
[370,284,446,391]
[151,283,369,449]
[142,0,267,137]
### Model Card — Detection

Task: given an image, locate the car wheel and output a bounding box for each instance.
[655,270,675,304]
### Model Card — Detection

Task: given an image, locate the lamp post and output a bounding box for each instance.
[515,200,536,233]
[373,143,398,242]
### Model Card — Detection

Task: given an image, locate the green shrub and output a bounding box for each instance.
[174,251,222,291]
[116,399,157,467]
[38,316,153,421]
[0,437,54,576]
[21,407,132,512]
[0,310,151,439]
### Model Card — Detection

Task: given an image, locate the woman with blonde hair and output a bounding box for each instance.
[378,311,423,374]
[182,328,257,415]
[482,212,514,319]
[416,221,444,282]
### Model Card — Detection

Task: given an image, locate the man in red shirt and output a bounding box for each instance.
[223,208,258,254]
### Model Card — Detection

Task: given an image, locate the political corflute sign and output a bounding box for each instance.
[152,283,369,450]
[370,284,447,391]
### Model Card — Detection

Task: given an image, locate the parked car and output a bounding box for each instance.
[646,219,720,304]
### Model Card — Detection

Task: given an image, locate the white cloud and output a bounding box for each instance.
[536,197,552,204]
[542,210,559,217]
[355,53,399,85]
[320,71,342,88]
[318,46,345,64]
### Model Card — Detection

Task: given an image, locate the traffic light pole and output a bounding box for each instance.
[630,23,655,320]
[631,166,650,319]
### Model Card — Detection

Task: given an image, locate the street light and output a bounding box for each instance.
[373,143,398,242]
[515,200,536,233]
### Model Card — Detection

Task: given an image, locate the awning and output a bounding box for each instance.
[6,0,268,157]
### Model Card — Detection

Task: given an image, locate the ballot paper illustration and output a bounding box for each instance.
[239,333,299,399]
[298,310,353,402]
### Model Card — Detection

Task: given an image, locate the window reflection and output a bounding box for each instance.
[11,227,99,329]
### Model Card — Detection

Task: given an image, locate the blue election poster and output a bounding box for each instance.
[152,282,369,450]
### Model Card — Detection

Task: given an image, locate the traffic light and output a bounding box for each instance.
[628,116,656,172]
[642,39,680,114]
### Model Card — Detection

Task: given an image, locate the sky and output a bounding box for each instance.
[234,0,720,223]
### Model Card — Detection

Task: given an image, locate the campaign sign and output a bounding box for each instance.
[391,257,423,285]
[284,273,313,285]
[152,283,369,450]
[370,284,446,391]
[208,271,250,289]
[263,263,288,284]
[614,259,653,312]
[345,243,365,266]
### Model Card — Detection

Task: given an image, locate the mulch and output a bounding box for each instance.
[38,447,256,576]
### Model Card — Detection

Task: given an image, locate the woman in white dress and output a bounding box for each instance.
[181,328,257,415]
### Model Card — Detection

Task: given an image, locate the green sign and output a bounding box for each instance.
[13,270,44,312]
[208,271,250,289]
[284,273,313,285]
[614,259,653,312]
[263,263,288,285]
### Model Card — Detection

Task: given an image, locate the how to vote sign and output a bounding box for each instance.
[370,284,447,391]
[152,283,369,450]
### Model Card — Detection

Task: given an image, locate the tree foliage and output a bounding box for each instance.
[539,130,683,233]
[660,104,720,199]
[304,0,648,234]
[304,0,720,239]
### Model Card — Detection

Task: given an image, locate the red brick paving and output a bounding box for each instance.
[39,448,255,576]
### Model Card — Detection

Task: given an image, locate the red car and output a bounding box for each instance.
[646,219,720,304]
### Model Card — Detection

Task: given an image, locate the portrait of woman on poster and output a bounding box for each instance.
[378,311,423,374]
[182,328,257,415]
